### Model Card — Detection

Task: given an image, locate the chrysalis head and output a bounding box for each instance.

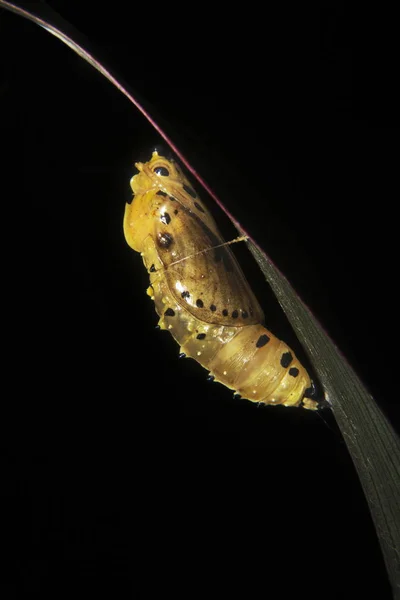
[130,151,182,196]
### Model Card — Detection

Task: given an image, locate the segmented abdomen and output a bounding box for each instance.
[150,261,311,408]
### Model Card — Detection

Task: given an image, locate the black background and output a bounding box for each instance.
[1,2,398,597]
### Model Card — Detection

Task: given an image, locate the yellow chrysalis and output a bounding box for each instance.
[124,152,317,409]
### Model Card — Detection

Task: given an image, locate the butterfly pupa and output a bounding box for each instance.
[123,152,317,410]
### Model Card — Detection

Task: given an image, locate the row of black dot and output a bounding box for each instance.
[156,183,205,216]
[181,183,207,217]
[283,352,300,378]
[180,182,206,215]
[161,289,252,321]
[182,292,252,319]
[254,334,300,378]
[151,264,252,321]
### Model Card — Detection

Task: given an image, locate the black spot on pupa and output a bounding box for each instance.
[196,333,206,340]
[233,392,241,399]
[154,166,169,176]
[181,291,190,299]
[169,196,176,202]
[222,309,228,317]
[256,334,270,348]
[289,367,299,378]
[149,264,156,272]
[156,190,167,197]
[210,304,217,312]
[280,352,293,368]
[160,212,171,225]
[194,201,205,213]
[174,209,178,215]
[183,184,197,198]
[157,232,173,249]
[164,308,175,317]
[196,299,204,308]
[231,310,239,319]
[241,310,249,319]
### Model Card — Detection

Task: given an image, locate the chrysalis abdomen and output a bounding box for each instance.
[124,152,317,410]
